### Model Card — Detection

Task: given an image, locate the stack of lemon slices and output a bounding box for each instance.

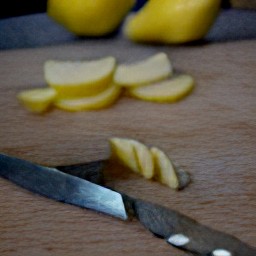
[109,137,190,190]
[17,52,194,113]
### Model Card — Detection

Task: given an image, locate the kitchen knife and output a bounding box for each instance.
[0,153,255,256]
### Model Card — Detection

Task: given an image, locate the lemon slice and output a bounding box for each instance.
[130,140,154,179]
[109,137,154,178]
[110,137,139,173]
[44,56,116,98]
[128,74,194,102]
[17,88,56,113]
[150,147,179,189]
[114,52,172,87]
[54,83,121,111]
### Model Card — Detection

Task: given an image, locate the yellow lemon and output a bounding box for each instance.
[128,74,194,103]
[114,52,172,87]
[17,88,56,113]
[44,57,116,98]
[124,0,221,44]
[47,0,135,36]
[54,83,121,111]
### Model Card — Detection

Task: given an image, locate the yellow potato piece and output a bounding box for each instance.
[109,137,154,179]
[123,0,221,44]
[54,83,121,111]
[17,88,56,113]
[47,0,135,36]
[109,137,139,174]
[44,56,116,98]
[150,147,179,189]
[128,74,194,102]
[114,52,172,87]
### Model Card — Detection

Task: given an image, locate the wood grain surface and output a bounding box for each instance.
[0,38,255,256]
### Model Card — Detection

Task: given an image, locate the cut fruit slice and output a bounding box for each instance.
[17,88,57,113]
[54,83,121,111]
[109,137,154,179]
[130,140,154,179]
[128,74,194,103]
[150,147,179,189]
[114,52,172,87]
[44,56,116,98]
[109,137,139,173]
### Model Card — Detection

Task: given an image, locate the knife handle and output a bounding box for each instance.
[132,199,256,256]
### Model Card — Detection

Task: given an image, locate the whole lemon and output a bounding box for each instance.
[47,0,135,36]
[124,0,221,44]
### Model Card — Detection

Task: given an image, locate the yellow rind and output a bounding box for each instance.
[128,74,194,103]
[17,88,57,113]
[54,83,121,111]
[114,52,172,87]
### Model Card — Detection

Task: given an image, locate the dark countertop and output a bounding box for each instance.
[0,9,256,50]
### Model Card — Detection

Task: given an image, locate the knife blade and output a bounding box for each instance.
[0,153,255,256]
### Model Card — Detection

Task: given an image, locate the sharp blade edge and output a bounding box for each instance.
[0,153,128,220]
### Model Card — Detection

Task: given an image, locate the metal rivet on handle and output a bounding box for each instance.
[167,234,190,246]
[212,249,232,256]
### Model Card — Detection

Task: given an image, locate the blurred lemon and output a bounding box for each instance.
[114,52,172,87]
[128,74,194,103]
[54,83,121,111]
[124,0,221,44]
[47,0,135,36]
[44,57,116,98]
[17,88,56,113]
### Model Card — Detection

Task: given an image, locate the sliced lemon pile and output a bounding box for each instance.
[109,137,190,190]
[44,56,116,98]
[114,52,172,87]
[17,88,57,113]
[17,52,195,114]
[55,83,121,111]
[128,74,194,103]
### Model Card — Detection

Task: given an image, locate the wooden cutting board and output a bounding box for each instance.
[0,38,255,256]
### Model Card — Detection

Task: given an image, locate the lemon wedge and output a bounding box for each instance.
[114,52,172,87]
[128,74,194,102]
[130,139,154,179]
[110,137,154,178]
[150,147,179,189]
[44,56,116,98]
[54,83,121,111]
[17,88,56,113]
[110,137,139,173]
